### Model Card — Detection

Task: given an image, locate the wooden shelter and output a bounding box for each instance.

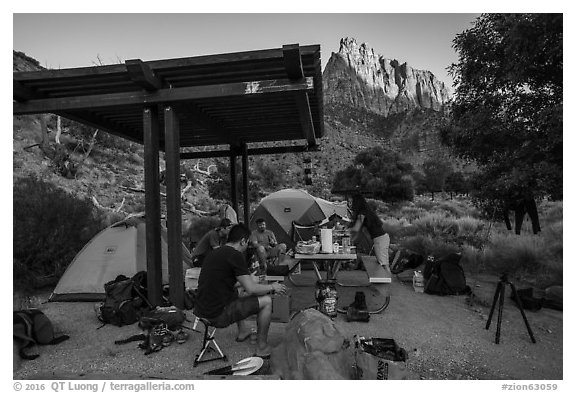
[14,44,324,307]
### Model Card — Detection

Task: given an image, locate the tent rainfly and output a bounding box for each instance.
[249,189,350,248]
[50,216,192,302]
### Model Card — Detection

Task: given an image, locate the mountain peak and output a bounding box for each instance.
[324,37,450,117]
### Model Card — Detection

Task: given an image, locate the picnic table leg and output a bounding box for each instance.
[328,261,342,281]
[311,261,324,281]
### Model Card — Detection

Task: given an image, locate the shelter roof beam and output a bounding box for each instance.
[282,44,317,148]
[180,144,318,160]
[125,59,162,92]
[13,77,314,115]
[13,80,41,102]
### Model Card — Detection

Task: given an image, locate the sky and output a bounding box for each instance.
[12,13,479,87]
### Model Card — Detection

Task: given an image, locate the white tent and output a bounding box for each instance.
[50,215,192,301]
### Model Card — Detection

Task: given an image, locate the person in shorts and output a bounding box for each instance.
[195,223,287,358]
[250,218,287,269]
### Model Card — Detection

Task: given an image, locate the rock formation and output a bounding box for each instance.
[323,38,451,117]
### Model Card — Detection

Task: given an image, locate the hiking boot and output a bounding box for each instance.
[350,291,367,310]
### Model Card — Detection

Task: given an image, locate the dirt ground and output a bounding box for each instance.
[12,269,562,380]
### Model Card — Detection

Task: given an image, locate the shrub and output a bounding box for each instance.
[13,176,105,289]
[432,200,469,218]
[399,235,461,258]
[460,227,563,288]
[195,196,218,213]
[367,198,389,215]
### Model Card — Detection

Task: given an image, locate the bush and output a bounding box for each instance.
[13,176,105,290]
[399,235,461,258]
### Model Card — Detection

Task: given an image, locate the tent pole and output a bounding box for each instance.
[143,106,163,306]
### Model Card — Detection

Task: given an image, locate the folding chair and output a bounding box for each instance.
[292,221,317,243]
[191,314,227,367]
[288,221,319,286]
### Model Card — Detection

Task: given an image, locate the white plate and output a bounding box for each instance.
[232,357,264,376]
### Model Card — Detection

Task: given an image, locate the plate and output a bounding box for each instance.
[232,357,264,376]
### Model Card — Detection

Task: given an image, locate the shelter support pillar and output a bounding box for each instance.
[241,143,250,224]
[230,150,239,216]
[164,106,184,309]
[143,106,163,306]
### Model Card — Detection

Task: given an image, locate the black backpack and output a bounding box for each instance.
[13,309,70,360]
[423,253,471,296]
[97,273,151,327]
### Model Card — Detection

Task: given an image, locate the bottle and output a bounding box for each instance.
[333,243,339,253]
[342,236,350,253]
[413,271,425,293]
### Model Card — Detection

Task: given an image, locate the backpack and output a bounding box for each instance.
[140,306,186,331]
[13,309,70,360]
[391,250,424,274]
[423,253,471,296]
[97,273,150,327]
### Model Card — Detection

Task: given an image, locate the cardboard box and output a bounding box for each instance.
[271,291,292,323]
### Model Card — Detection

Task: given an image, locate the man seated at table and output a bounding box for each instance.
[191,218,232,267]
[250,218,287,269]
[195,224,287,358]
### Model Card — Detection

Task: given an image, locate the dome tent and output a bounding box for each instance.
[50,214,193,302]
[249,189,351,248]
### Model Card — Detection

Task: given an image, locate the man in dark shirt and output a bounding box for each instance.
[195,224,287,358]
[191,218,232,267]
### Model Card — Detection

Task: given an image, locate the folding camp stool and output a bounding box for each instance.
[192,315,228,367]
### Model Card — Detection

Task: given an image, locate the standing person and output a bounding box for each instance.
[191,218,232,267]
[347,194,391,270]
[250,218,287,269]
[194,224,287,358]
[205,202,239,224]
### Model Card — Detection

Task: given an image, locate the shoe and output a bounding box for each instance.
[176,330,189,344]
[161,331,174,347]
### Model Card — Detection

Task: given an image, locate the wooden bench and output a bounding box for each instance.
[360,255,392,283]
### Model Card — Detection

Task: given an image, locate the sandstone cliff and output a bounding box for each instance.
[323,38,451,117]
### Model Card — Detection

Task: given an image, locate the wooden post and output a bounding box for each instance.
[241,143,250,224]
[40,115,49,150]
[143,106,163,306]
[230,150,238,215]
[164,106,184,309]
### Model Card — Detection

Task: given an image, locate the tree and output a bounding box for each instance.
[422,157,453,200]
[441,14,562,207]
[412,171,427,196]
[332,146,414,201]
[445,171,470,199]
[252,158,286,191]
[206,159,261,203]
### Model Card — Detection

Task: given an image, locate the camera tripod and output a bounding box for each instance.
[486,273,536,344]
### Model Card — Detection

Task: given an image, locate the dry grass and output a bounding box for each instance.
[383,196,562,288]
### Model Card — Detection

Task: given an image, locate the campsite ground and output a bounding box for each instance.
[12,268,562,381]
